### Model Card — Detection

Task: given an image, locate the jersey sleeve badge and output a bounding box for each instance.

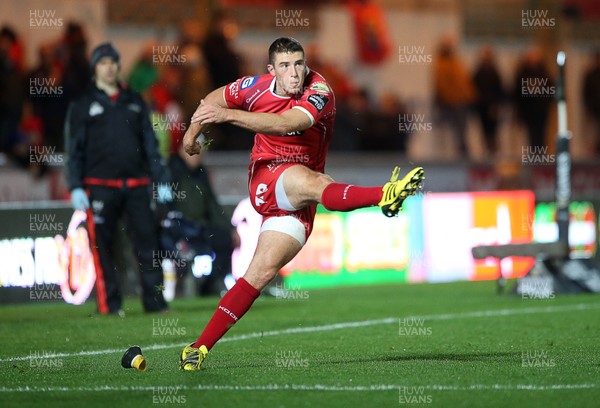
[309,81,330,94]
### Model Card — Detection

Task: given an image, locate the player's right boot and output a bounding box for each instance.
[378,166,425,217]
[179,343,208,371]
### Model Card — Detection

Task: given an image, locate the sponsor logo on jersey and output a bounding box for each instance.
[241,76,258,90]
[245,89,262,105]
[310,82,330,94]
[255,183,268,207]
[307,94,329,113]
[228,81,239,98]
[89,102,104,117]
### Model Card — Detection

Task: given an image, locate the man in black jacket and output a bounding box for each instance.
[65,43,170,315]
[168,138,240,296]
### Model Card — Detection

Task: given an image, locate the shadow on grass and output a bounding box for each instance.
[211,351,522,370]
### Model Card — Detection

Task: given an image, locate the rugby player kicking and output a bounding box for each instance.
[179,37,424,370]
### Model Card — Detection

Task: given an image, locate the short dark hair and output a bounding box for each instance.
[268,37,304,65]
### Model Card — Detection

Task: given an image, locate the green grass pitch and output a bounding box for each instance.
[1,280,599,407]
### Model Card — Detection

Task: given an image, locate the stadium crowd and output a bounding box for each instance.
[1,18,600,176]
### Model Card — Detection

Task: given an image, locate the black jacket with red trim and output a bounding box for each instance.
[64,83,170,191]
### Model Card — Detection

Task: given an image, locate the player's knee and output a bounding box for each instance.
[315,173,334,190]
[280,167,333,208]
[309,173,334,202]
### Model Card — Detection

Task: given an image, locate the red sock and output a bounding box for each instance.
[193,278,260,350]
[321,183,383,212]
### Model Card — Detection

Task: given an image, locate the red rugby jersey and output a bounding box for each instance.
[223,70,336,172]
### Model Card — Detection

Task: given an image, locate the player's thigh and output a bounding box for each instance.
[243,229,303,290]
[281,165,334,207]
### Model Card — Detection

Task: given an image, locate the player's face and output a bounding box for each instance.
[269,51,306,96]
[95,56,119,87]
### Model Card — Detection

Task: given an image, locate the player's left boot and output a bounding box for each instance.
[378,166,425,217]
[179,343,208,371]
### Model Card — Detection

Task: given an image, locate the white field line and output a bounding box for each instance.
[0,383,596,393]
[1,302,599,364]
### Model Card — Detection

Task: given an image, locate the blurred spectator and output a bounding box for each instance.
[304,43,359,150]
[473,45,505,155]
[128,42,159,95]
[32,22,90,152]
[202,9,241,89]
[0,26,24,74]
[60,22,90,101]
[330,87,368,151]
[177,20,212,124]
[0,26,25,154]
[305,43,353,100]
[201,10,251,150]
[168,139,240,296]
[433,35,476,156]
[27,43,63,154]
[363,92,409,151]
[582,49,600,155]
[513,47,554,150]
[148,65,186,158]
[13,100,44,172]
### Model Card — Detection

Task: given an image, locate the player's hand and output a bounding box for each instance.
[191,99,229,125]
[182,124,203,156]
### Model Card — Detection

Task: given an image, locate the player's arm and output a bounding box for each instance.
[182,86,228,156]
[193,103,313,135]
